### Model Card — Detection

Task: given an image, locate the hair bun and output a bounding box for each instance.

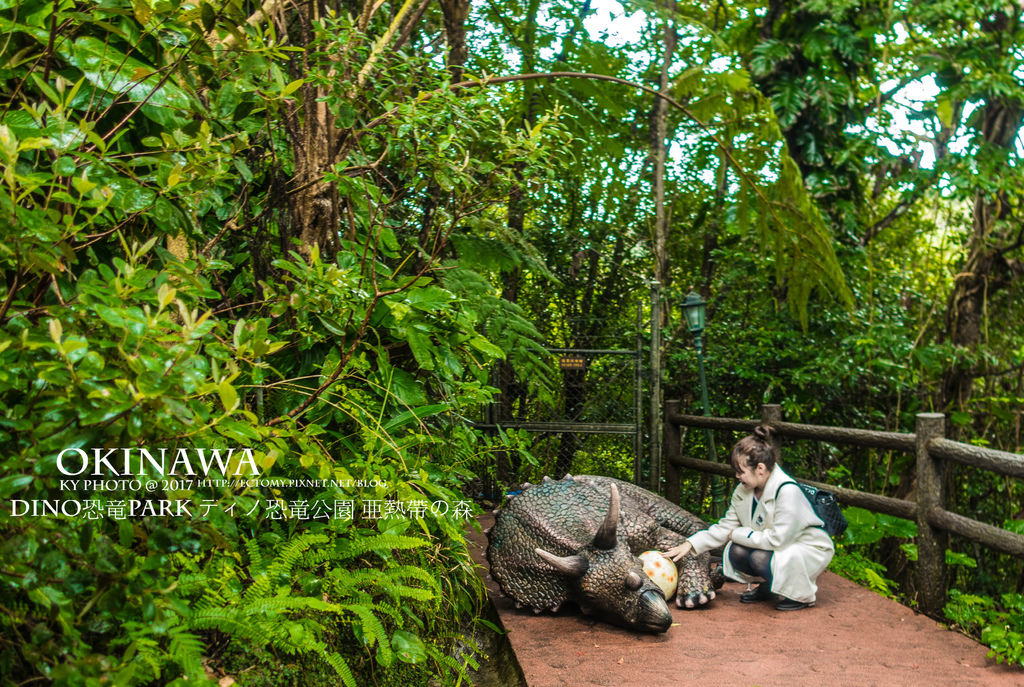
[753,425,773,442]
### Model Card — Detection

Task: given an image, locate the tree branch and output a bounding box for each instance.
[862,70,930,116]
[351,0,421,95]
[393,0,433,52]
[208,0,282,50]
[861,183,930,246]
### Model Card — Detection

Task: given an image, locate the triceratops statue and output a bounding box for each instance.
[486,474,722,633]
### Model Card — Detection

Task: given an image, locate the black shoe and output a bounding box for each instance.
[740,583,775,603]
[775,597,815,611]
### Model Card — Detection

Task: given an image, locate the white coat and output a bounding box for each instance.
[686,466,834,603]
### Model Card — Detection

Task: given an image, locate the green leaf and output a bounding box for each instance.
[0,474,33,498]
[53,156,76,176]
[282,79,305,97]
[215,419,259,442]
[380,367,425,406]
[122,186,156,213]
[391,630,427,664]
[468,337,506,360]
[112,664,136,687]
[233,318,247,348]
[158,283,176,309]
[946,550,977,568]
[61,37,190,121]
[476,618,504,634]
[876,514,916,538]
[404,286,452,311]
[74,173,97,195]
[406,330,435,371]
[841,507,883,544]
[218,380,239,411]
[950,411,972,427]
[936,96,954,128]
[79,523,93,554]
[232,100,256,121]
[337,103,357,128]
[200,2,216,32]
[317,316,347,337]
[383,404,449,432]
[233,158,253,183]
[95,304,126,328]
[48,318,62,346]
[118,520,134,547]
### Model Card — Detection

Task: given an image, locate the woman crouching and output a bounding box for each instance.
[663,425,834,611]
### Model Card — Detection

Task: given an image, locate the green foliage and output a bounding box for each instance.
[0,0,563,683]
[2,0,1023,681]
[829,547,899,599]
[944,591,1024,667]
[841,507,917,545]
[707,79,856,328]
[826,508,915,599]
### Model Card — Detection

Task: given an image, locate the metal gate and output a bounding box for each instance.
[478,343,643,486]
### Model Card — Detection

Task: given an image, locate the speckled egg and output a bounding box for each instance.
[638,551,677,599]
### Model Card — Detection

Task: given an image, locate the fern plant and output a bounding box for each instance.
[107,526,483,687]
[108,533,354,686]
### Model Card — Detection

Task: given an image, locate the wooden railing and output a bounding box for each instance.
[663,401,1024,615]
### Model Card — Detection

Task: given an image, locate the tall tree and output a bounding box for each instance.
[651,0,678,286]
[934,8,1024,410]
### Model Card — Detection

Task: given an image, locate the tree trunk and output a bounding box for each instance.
[700,149,728,298]
[286,2,340,259]
[494,0,541,480]
[650,2,677,287]
[412,0,468,271]
[942,97,1024,410]
[438,0,470,82]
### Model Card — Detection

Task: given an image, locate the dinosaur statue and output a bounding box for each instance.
[485,474,722,633]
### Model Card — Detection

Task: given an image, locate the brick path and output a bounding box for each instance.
[467,513,1024,687]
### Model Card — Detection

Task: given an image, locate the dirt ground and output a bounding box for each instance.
[467,513,1024,687]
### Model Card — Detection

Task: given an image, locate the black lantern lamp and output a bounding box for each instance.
[680,289,725,517]
[680,290,706,335]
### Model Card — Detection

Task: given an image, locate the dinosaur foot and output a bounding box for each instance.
[676,588,716,608]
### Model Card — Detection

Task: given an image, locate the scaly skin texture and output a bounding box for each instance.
[486,474,724,632]
[574,475,723,608]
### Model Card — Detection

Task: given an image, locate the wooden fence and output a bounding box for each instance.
[662,402,1024,615]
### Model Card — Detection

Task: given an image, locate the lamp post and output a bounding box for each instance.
[680,290,727,519]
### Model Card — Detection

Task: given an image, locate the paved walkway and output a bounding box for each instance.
[467,513,1023,687]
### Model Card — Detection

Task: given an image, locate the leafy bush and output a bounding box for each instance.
[826,507,915,599]
[0,0,561,684]
[829,547,900,599]
[944,591,1024,667]
[829,507,1022,664]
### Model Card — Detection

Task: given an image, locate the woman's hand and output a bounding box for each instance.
[662,541,694,562]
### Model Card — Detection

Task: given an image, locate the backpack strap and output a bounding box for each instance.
[774,480,801,500]
[775,480,828,532]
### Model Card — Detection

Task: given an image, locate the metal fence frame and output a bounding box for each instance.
[477,347,644,485]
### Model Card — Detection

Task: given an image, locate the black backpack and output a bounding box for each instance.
[776,481,848,538]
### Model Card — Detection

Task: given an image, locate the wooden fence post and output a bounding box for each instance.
[761,404,783,463]
[664,400,681,505]
[916,412,947,617]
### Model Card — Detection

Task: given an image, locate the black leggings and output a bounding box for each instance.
[729,543,773,584]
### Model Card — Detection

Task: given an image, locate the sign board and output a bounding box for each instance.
[559,355,587,370]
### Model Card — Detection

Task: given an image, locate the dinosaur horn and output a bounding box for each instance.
[535,548,589,578]
[592,483,620,550]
